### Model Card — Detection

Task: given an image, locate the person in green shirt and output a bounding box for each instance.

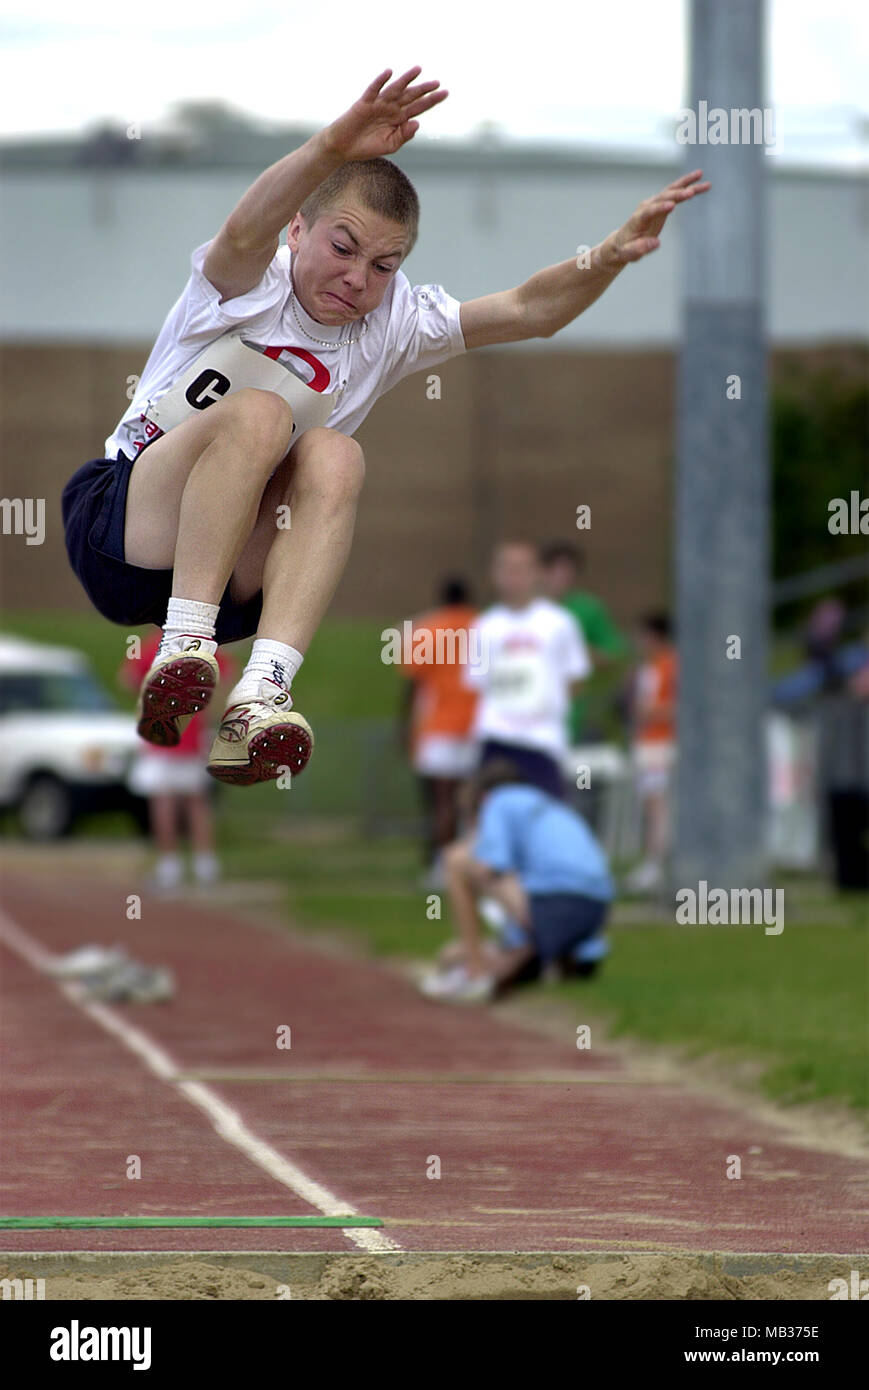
[540,541,629,742]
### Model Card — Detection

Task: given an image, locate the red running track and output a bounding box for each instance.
[1,870,867,1255]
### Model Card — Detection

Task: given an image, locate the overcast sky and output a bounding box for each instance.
[1,0,866,162]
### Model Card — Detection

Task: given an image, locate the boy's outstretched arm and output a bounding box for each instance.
[203,67,448,303]
[460,170,710,350]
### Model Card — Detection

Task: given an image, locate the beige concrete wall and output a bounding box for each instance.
[0,342,863,625]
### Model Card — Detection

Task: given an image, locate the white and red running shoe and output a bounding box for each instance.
[206,679,313,785]
[135,635,219,748]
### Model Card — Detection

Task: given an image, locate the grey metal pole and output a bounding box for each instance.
[674,0,770,887]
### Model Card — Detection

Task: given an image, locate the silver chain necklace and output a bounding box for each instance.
[289,282,369,349]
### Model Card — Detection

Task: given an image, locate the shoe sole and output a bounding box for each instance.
[136,656,217,747]
[207,713,314,786]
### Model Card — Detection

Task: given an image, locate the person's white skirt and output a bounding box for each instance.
[632,740,676,795]
[413,734,478,779]
[128,750,210,797]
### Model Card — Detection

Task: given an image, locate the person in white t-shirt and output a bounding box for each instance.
[465,540,591,798]
[61,66,709,787]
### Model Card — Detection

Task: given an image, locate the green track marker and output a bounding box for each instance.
[0,1216,382,1230]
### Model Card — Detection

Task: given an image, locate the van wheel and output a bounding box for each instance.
[18,775,74,840]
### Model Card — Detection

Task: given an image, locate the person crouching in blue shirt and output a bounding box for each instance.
[420,758,615,1004]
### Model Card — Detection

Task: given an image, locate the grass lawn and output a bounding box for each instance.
[0,610,402,720]
[548,918,867,1112]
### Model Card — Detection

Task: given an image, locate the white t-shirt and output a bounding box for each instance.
[465,599,591,758]
[105,240,467,459]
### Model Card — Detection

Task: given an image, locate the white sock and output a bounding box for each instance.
[228,639,304,705]
[158,597,220,655]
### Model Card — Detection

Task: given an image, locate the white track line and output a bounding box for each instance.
[0,908,399,1253]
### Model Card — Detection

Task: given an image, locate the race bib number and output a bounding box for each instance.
[144,332,339,440]
[488,649,549,717]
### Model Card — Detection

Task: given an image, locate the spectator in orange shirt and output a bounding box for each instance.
[398,579,479,885]
[119,633,237,892]
[626,613,677,894]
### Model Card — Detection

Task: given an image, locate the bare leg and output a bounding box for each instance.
[438,940,468,967]
[417,776,437,867]
[431,778,461,851]
[229,426,365,651]
[185,793,215,854]
[442,841,490,975]
[645,790,670,861]
[124,388,296,601]
[149,793,179,853]
[442,841,534,977]
[125,393,365,664]
[482,869,530,929]
[476,869,537,983]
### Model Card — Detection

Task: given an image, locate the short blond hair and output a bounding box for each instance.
[299,158,419,257]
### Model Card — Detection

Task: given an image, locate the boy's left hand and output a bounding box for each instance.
[601,169,711,269]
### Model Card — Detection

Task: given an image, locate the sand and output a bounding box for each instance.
[2,1253,856,1301]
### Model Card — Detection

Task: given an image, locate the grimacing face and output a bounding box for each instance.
[286,197,408,326]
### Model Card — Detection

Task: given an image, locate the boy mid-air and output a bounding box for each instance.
[62,67,709,787]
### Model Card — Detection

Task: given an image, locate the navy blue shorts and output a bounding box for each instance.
[528,893,608,964]
[479,739,565,799]
[61,449,263,645]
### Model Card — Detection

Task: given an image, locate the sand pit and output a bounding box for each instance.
[2,1252,858,1301]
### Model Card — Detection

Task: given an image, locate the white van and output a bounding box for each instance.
[0,636,145,839]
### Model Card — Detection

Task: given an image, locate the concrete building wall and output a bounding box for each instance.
[0,343,674,623]
[1,154,866,344]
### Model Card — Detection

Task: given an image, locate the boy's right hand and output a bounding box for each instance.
[322,67,448,161]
